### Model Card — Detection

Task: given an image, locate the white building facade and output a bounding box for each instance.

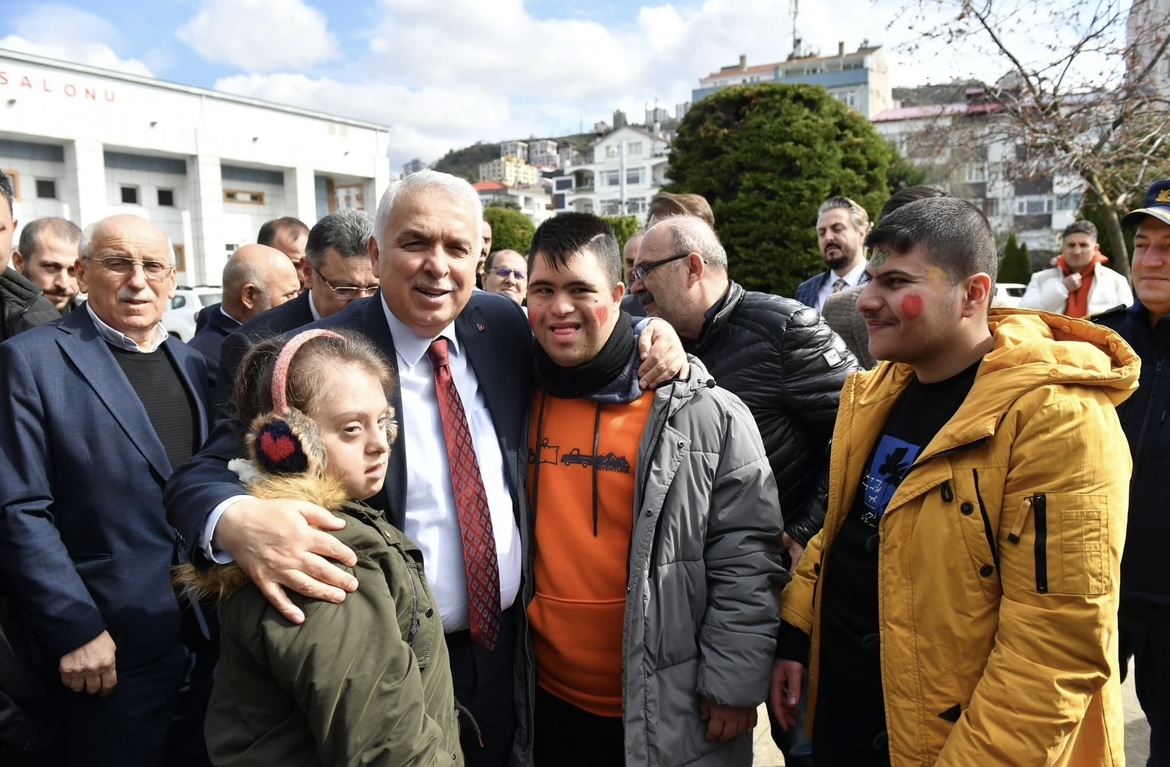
[873,101,1084,257]
[472,181,554,226]
[478,156,540,187]
[551,126,669,218]
[693,44,893,118]
[0,50,391,286]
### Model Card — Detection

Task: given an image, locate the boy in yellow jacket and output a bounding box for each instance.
[772,196,1138,767]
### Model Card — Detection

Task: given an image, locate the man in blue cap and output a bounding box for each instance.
[1096,178,1170,766]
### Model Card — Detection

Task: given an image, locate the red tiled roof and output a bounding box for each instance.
[473,181,508,191]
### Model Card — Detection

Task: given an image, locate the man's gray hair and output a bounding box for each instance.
[306,209,374,270]
[373,169,483,251]
[650,215,728,271]
[79,216,175,266]
[17,218,82,259]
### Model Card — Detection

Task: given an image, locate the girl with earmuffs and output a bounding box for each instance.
[176,328,463,766]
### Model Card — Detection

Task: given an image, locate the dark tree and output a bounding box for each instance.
[602,215,641,253]
[666,83,896,297]
[999,232,1034,284]
[483,207,535,254]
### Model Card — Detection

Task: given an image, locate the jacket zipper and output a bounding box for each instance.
[1033,493,1048,593]
[973,469,1000,571]
[1133,355,1166,470]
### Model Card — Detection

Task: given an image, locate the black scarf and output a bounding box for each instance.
[534,311,639,402]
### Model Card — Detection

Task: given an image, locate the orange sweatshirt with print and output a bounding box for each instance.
[526,390,653,717]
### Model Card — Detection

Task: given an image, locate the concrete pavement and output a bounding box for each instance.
[752,670,1150,765]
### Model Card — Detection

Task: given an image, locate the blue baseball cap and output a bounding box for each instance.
[1122,179,1170,228]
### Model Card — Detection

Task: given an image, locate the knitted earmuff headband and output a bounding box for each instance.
[271,329,344,413]
[251,329,344,476]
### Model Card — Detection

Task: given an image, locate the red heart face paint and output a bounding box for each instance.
[901,294,924,320]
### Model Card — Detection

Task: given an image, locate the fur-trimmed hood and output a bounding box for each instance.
[173,462,350,603]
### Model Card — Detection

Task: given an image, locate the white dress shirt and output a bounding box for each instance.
[382,298,522,630]
[814,260,868,313]
[87,303,169,352]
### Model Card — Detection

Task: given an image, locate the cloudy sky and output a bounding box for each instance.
[0,0,1130,169]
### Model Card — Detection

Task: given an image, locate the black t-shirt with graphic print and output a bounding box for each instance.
[814,359,981,767]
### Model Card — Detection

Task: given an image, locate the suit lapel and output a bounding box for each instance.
[163,339,210,446]
[457,301,521,482]
[457,301,504,422]
[357,299,406,525]
[57,312,174,479]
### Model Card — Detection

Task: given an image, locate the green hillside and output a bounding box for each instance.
[431,132,601,181]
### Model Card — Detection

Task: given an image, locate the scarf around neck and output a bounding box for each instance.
[533,311,641,403]
[1057,252,1108,319]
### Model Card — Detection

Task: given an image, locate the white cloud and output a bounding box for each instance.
[177,0,338,72]
[1,3,153,76]
[11,0,1092,172]
[213,72,512,165]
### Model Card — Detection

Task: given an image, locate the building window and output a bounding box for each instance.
[120,186,139,204]
[626,168,643,185]
[602,171,621,187]
[836,90,857,108]
[36,179,57,199]
[225,243,238,256]
[966,163,988,183]
[628,142,643,155]
[158,188,175,207]
[606,145,620,159]
[555,178,573,191]
[224,189,265,204]
[600,199,623,216]
[982,198,1000,217]
[1055,191,1083,211]
[173,244,186,273]
[1015,195,1053,215]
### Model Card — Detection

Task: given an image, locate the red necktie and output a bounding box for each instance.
[427,338,502,650]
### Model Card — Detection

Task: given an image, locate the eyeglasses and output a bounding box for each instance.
[86,256,174,282]
[312,265,380,298]
[489,267,527,280]
[633,252,692,283]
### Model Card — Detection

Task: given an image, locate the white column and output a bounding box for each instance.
[373,130,392,203]
[285,166,318,225]
[63,138,107,226]
[188,154,225,287]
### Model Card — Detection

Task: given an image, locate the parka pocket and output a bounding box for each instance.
[1006,493,1110,596]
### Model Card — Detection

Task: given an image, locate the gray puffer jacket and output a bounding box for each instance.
[512,359,788,767]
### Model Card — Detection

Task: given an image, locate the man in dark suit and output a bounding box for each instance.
[166,171,684,767]
[796,196,871,311]
[0,214,211,766]
[188,243,299,397]
[212,209,378,419]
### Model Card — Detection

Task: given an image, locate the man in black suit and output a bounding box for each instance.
[188,244,299,398]
[166,171,684,767]
[212,209,378,419]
